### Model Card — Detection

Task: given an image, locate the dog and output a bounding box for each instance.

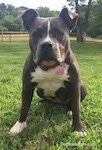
[10,7,87,136]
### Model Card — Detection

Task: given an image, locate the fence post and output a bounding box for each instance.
[9,32,11,42]
[1,30,3,42]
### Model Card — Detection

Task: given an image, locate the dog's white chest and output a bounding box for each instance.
[31,64,69,96]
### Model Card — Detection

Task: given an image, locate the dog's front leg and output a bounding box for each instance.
[9,84,35,135]
[70,84,86,136]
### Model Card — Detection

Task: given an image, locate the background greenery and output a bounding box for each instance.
[0,0,102,38]
[0,41,102,149]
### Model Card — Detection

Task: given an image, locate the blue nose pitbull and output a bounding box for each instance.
[9,7,87,136]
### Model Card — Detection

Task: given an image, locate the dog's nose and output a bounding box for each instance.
[41,42,52,50]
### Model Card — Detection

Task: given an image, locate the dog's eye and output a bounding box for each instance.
[51,29,64,41]
[33,29,44,39]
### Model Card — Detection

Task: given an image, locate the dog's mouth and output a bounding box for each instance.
[39,60,59,71]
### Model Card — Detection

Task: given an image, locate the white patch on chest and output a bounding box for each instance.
[31,64,70,97]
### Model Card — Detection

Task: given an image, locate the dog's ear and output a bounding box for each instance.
[22,9,38,30]
[59,7,78,30]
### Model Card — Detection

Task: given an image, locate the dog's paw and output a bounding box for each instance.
[76,130,87,136]
[9,121,27,135]
[75,127,87,136]
[73,124,87,136]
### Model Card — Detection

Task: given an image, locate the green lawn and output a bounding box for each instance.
[0,41,102,150]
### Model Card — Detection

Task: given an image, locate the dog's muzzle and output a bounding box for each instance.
[36,41,60,71]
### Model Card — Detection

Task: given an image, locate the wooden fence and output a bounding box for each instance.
[0,31,101,42]
[0,31,29,42]
[0,31,77,42]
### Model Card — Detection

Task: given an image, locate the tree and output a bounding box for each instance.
[36,7,59,17]
[67,0,92,42]
[0,3,6,12]
[0,2,101,35]
[0,24,8,31]
[87,0,102,37]
[0,4,59,31]
[2,15,22,31]
[7,4,15,15]
[0,3,23,31]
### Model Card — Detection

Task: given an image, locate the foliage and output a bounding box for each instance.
[88,0,102,37]
[0,1,102,37]
[2,15,22,31]
[67,0,92,42]
[0,41,102,149]
[0,3,59,31]
[36,7,59,17]
[67,0,102,38]
[0,3,23,31]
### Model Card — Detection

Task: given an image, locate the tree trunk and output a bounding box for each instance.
[75,0,84,42]
[75,0,92,42]
[76,19,84,42]
[84,0,92,33]
[67,0,92,42]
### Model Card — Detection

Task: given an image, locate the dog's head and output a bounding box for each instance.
[22,8,78,71]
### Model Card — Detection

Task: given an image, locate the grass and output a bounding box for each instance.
[0,41,102,150]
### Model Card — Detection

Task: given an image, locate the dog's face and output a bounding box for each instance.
[29,18,70,71]
[22,8,78,71]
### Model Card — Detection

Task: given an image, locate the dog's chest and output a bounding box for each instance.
[31,65,69,96]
